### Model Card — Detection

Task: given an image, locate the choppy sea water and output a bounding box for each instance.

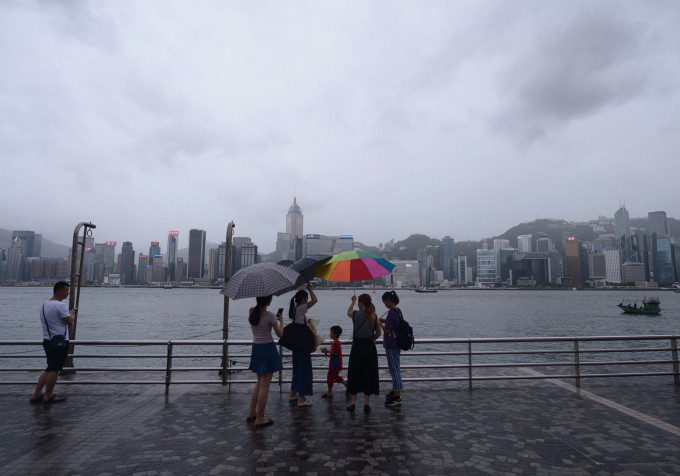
[2,286,678,369]
[3,287,677,340]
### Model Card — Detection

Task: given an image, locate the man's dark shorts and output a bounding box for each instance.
[42,340,68,372]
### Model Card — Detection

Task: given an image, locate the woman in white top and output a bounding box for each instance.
[247,295,284,428]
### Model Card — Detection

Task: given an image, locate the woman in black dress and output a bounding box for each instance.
[345,293,381,414]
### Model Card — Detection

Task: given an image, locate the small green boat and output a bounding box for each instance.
[617,297,661,315]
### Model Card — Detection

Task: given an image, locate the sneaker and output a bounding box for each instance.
[385,396,402,407]
[364,404,371,414]
[289,393,299,401]
[384,392,396,404]
[297,399,313,407]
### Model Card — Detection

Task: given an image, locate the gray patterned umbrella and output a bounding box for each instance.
[220,262,300,300]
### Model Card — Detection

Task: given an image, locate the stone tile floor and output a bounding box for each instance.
[1,373,679,475]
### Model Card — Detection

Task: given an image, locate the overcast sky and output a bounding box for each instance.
[2,1,679,254]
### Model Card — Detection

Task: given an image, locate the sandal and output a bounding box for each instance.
[255,419,274,428]
[29,395,43,405]
[321,393,333,399]
[43,395,66,404]
[246,416,256,423]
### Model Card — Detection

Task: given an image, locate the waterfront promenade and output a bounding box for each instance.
[2,371,679,475]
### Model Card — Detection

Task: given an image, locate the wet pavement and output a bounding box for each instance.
[1,370,680,475]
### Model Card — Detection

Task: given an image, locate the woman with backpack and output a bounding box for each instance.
[379,290,403,406]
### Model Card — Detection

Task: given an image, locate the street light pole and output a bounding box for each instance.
[220,221,235,381]
[65,221,96,373]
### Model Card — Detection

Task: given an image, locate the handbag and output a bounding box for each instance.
[279,313,315,352]
[42,304,69,350]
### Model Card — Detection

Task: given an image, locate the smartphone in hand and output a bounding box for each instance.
[277,308,284,316]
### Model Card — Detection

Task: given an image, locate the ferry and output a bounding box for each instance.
[415,286,437,293]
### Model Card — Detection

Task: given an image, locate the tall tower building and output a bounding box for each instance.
[149,242,161,259]
[440,236,455,281]
[120,241,135,285]
[564,237,581,285]
[286,197,304,260]
[167,231,179,281]
[188,229,206,279]
[648,211,669,236]
[11,231,41,257]
[614,206,630,240]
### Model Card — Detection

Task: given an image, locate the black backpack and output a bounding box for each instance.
[395,308,414,351]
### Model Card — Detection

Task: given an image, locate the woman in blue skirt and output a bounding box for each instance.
[247,295,284,428]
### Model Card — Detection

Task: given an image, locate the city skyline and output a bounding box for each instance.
[1,203,676,260]
[2,3,680,253]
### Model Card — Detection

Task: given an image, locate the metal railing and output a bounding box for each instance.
[1,335,678,393]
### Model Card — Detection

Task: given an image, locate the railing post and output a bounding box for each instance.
[165,340,173,395]
[467,340,473,391]
[221,340,228,387]
[574,338,581,388]
[278,344,283,391]
[671,336,679,386]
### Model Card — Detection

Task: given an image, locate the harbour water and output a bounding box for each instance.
[3,286,677,341]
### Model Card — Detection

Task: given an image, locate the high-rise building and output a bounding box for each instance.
[152,254,165,282]
[588,253,607,281]
[167,231,179,281]
[0,248,7,283]
[120,241,135,284]
[564,237,581,285]
[440,236,455,281]
[603,249,622,283]
[615,206,636,264]
[175,257,186,281]
[240,243,258,268]
[456,255,468,285]
[104,242,117,268]
[304,234,354,258]
[536,238,554,252]
[137,254,148,284]
[11,230,41,257]
[647,211,669,236]
[286,197,304,260]
[188,229,206,279]
[476,248,496,286]
[651,233,674,286]
[517,234,532,253]
[149,242,161,259]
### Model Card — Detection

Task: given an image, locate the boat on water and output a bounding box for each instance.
[617,297,661,315]
[415,286,437,293]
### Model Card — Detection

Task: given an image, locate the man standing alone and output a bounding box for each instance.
[30,281,74,404]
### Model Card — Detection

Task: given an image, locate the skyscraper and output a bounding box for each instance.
[517,234,532,253]
[167,231,179,281]
[648,211,669,236]
[11,230,41,257]
[286,197,304,260]
[149,242,161,259]
[564,237,581,285]
[615,205,636,265]
[188,229,206,279]
[120,241,135,284]
[439,236,455,281]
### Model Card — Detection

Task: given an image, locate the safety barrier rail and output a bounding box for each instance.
[1,335,678,393]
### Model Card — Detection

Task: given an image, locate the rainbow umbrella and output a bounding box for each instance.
[315,250,395,283]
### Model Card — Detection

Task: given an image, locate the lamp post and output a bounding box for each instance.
[65,221,96,373]
[220,221,235,381]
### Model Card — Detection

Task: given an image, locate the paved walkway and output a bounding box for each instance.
[1,372,680,475]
